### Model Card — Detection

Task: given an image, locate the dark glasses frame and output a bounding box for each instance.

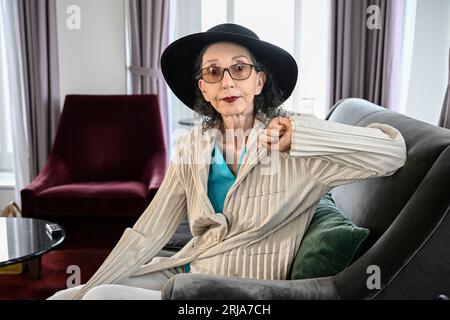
[196,63,259,83]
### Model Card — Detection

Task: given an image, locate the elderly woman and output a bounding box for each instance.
[48,24,407,300]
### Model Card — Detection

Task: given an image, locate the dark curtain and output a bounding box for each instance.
[328,0,405,112]
[17,0,60,178]
[128,0,170,157]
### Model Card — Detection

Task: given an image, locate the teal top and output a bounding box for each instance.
[183,142,247,273]
[207,142,247,213]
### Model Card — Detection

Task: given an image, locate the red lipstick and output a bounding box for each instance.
[221,96,240,103]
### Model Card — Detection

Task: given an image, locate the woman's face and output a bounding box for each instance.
[197,42,266,119]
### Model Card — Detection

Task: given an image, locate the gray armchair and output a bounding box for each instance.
[161,98,450,300]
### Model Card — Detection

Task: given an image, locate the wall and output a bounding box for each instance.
[56,0,127,104]
[405,0,450,125]
[0,186,14,210]
[0,0,128,210]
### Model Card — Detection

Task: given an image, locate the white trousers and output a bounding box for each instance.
[47,269,176,300]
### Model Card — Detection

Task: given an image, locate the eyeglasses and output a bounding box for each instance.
[197,63,258,83]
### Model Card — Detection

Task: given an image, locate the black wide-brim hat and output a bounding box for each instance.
[161,23,298,111]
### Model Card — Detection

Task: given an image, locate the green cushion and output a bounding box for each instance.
[290,193,369,280]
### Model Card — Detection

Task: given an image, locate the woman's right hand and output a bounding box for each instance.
[258,117,292,152]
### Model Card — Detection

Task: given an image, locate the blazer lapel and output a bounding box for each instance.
[196,126,217,216]
[194,118,268,219]
[223,118,268,206]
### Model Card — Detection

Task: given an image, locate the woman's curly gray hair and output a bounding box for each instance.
[193,44,288,131]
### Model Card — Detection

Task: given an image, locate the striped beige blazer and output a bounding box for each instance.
[73,112,407,299]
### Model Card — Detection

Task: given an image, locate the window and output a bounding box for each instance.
[0,101,13,173]
[293,0,330,119]
[200,0,331,118]
[201,0,227,30]
[0,4,14,174]
[169,0,331,156]
[233,0,296,112]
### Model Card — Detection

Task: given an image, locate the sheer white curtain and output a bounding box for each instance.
[167,0,201,158]
[0,0,31,204]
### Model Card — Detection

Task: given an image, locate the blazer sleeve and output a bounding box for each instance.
[285,113,407,188]
[72,142,188,300]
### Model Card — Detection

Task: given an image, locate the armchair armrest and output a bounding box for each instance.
[141,151,168,199]
[21,154,71,216]
[161,273,340,300]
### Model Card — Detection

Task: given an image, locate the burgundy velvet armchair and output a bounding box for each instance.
[21,95,168,248]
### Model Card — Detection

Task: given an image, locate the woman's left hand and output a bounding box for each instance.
[258,117,292,153]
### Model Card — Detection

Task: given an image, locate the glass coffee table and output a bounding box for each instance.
[0,217,65,279]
